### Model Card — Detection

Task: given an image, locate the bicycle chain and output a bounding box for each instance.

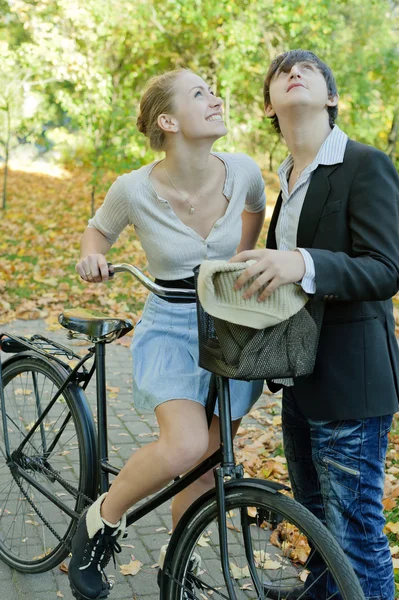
[14,474,68,549]
[13,462,247,599]
[13,457,94,552]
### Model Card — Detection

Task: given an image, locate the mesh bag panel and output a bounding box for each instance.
[194,269,324,381]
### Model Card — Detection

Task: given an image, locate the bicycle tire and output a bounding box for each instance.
[0,353,97,573]
[164,480,365,599]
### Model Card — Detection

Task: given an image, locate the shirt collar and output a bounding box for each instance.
[278,125,348,182]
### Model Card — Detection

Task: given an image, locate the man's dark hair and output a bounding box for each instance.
[264,50,338,134]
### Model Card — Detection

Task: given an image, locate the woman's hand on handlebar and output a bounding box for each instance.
[76,254,113,283]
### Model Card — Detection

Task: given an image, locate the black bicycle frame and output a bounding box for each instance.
[94,340,247,598]
[0,334,269,597]
[95,340,239,517]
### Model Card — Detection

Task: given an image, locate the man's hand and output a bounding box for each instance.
[230,249,306,301]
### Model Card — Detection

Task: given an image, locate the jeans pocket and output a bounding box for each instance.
[320,452,360,496]
[323,456,360,477]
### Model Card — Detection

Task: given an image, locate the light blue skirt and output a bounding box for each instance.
[131,293,264,419]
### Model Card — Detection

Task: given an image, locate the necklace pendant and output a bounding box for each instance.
[189,207,195,214]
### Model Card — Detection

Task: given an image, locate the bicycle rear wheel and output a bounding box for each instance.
[164,481,365,599]
[0,354,97,573]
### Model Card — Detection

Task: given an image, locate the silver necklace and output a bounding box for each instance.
[163,167,205,214]
[293,164,309,181]
[293,167,303,181]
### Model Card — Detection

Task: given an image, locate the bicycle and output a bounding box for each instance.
[0,263,365,599]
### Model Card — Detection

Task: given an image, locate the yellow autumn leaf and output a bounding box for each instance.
[386,522,399,535]
[229,563,250,579]
[119,558,143,576]
[197,534,210,547]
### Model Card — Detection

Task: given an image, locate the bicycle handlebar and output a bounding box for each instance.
[111,263,196,300]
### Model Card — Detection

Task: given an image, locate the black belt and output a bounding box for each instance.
[154,277,196,303]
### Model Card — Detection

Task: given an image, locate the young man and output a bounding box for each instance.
[231,50,399,600]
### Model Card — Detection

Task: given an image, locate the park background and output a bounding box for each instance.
[1,0,399,595]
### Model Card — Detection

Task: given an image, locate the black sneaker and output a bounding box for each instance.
[68,494,126,600]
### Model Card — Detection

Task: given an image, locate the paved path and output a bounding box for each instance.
[0,318,274,600]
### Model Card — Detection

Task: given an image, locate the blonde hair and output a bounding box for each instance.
[136,69,191,151]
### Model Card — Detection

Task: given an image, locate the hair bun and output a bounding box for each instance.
[136,114,147,135]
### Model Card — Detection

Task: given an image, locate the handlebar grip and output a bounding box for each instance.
[107,263,115,278]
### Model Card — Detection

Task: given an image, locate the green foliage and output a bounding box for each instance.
[0,0,398,206]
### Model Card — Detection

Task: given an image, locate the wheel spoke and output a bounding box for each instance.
[166,486,364,600]
[0,358,93,572]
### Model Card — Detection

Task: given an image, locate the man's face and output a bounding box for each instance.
[265,60,338,121]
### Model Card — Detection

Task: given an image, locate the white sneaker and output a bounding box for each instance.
[158,543,201,575]
[158,543,202,598]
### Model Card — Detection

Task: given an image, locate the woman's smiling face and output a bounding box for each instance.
[169,71,227,142]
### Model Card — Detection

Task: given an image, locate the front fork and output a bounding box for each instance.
[215,375,265,599]
[215,375,242,600]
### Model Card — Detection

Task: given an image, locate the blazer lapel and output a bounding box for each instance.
[296,164,339,248]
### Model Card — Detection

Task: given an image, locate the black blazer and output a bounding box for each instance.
[266,139,399,420]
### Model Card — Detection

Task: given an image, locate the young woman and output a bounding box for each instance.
[68,68,266,600]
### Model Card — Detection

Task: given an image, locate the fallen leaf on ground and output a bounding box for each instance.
[120,557,143,576]
[299,569,310,582]
[253,551,280,570]
[197,534,210,547]
[226,522,241,533]
[106,385,120,393]
[382,497,397,510]
[386,522,399,535]
[230,563,250,579]
[25,519,40,526]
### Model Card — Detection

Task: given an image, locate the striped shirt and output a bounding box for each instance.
[276,125,348,292]
[88,152,266,280]
[273,124,348,386]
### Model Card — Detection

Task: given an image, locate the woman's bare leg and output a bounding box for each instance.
[100,400,209,524]
[171,416,242,527]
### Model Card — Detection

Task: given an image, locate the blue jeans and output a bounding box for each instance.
[282,387,394,600]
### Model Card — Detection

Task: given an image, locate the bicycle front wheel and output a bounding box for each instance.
[165,481,365,599]
[0,354,97,573]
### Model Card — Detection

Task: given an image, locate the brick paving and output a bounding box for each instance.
[0,318,273,600]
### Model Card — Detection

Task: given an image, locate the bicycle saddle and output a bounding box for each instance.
[58,308,134,339]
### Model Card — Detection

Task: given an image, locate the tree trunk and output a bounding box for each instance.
[387,110,398,161]
[269,137,280,172]
[2,155,9,210]
[2,104,11,210]
[91,183,96,217]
